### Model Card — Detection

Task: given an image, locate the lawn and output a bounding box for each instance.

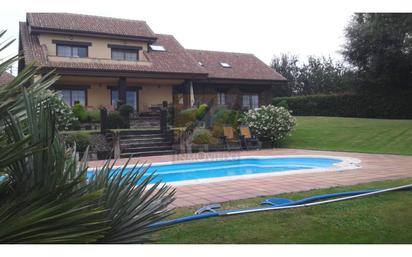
[155,178,412,243]
[281,116,412,155]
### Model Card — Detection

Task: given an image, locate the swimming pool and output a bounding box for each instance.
[88,155,360,185]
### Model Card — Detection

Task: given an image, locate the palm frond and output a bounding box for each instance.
[88,160,175,243]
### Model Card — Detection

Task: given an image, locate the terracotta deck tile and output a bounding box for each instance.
[88,149,412,208]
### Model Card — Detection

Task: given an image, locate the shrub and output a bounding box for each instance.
[107,112,127,129]
[175,108,197,127]
[276,99,289,110]
[69,119,81,131]
[196,104,209,120]
[211,107,240,128]
[86,110,101,123]
[65,132,92,153]
[191,128,217,145]
[240,105,296,146]
[210,124,223,138]
[46,91,78,131]
[72,103,88,122]
[118,104,134,116]
[272,92,412,119]
[227,109,240,128]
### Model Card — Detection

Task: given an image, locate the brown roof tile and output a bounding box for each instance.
[27,13,157,40]
[187,49,286,81]
[20,22,207,77]
[20,13,285,82]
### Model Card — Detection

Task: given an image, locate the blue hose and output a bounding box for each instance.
[149,184,412,229]
[260,189,378,207]
[150,212,220,229]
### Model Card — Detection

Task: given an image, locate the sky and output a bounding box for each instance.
[1,0,410,74]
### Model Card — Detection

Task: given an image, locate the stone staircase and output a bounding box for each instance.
[118,130,174,158]
[129,112,160,130]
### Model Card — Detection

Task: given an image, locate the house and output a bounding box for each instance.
[19,12,286,113]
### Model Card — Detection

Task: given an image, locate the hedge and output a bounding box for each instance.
[272,92,412,119]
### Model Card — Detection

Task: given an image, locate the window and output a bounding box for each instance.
[57,89,86,106]
[149,45,166,51]
[56,44,88,58]
[242,94,259,109]
[111,90,137,110]
[220,62,231,68]
[217,92,226,105]
[111,49,139,61]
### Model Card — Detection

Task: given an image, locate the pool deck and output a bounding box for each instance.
[88,149,412,208]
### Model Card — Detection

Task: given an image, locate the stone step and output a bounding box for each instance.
[131,123,160,126]
[121,145,172,152]
[120,137,167,142]
[119,133,163,138]
[120,142,172,148]
[131,117,160,120]
[130,126,160,130]
[118,130,161,135]
[130,119,160,123]
[120,150,175,158]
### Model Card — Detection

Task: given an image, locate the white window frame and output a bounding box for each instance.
[242,94,259,109]
[217,91,226,105]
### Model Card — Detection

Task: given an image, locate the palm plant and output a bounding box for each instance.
[0,30,175,243]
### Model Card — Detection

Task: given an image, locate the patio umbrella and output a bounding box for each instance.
[189,82,195,107]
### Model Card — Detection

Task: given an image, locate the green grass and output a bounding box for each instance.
[155,178,412,243]
[281,116,412,155]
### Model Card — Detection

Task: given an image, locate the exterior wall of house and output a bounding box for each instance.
[54,76,179,112]
[87,84,111,108]
[139,84,173,112]
[38,33,149,62]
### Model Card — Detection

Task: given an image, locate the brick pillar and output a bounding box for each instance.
[118,77,127,108]
[100,107,108,133]
[160,101,168,135]
[183,80,192,109]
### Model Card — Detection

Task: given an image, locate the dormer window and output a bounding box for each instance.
[149,45,166,51]
[53,40,91,58]
[220,62,231,68]
[108,44,142,61]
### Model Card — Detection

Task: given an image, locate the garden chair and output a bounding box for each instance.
[239,125,261,150]
[221,126,242,151]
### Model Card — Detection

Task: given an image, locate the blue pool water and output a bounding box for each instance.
[88,157,342,184]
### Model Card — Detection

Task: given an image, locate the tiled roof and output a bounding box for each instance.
[20,13,285,82]
[20,22,207,76]
[27,13,157,40]
[0,72,14,85]
[187,49,286,81]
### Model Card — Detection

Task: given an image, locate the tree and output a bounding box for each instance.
[271,54,354,95]
[299,56,354,95]
[342,13,412,92]
[271,53,300,95]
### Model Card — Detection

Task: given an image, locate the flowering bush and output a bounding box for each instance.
[239,105,296,146]
[46,90,78,131]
